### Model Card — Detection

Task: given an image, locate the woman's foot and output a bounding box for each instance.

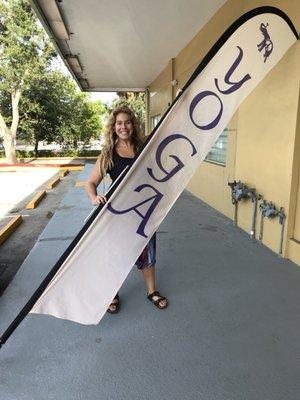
[147,291,168,309]
[107,294,120,314]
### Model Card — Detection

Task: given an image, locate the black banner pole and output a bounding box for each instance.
[0,6,297,349]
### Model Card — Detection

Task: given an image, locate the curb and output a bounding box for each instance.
[26,191,47,209]
[0,215,23,245]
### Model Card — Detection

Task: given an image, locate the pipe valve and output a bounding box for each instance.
[259,201,278,218]
[258,201,286,256]
[228,181,258,204]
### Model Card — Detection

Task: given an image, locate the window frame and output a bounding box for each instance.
[205,127,228,166]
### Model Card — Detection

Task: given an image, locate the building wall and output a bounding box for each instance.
[148,60,173,128]
[236,42,299,255]
[148,0,300,264]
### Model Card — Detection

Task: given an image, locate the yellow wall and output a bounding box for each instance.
[148,60,173,124]
[236,42,300,254]
[148,0,300,264]
[287,82,300,263]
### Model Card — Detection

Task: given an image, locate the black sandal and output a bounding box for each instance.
[107,294,120,314]
[147,291,168,309]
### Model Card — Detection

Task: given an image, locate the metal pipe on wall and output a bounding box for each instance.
[228,181,262,239]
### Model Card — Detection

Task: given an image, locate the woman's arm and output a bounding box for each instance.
[86,157,107,204]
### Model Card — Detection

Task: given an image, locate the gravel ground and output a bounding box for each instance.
[0,167,83,295]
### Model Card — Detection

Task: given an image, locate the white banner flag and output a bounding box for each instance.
[30,7,298,324]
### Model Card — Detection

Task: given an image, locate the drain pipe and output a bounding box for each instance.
[259,201,264,241]
[248,189,262,240]
[228,181,239,227]
[228,181,262,239]
[278,207,286,256]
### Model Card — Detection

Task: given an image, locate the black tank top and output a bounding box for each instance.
[107,148,134,182]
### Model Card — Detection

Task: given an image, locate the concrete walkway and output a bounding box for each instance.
[1,165,300,400]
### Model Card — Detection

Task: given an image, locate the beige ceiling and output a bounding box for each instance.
[31,0,227,91]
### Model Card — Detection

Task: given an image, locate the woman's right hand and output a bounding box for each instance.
[92,195,107,205]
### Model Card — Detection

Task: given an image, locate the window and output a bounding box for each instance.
[151,115,160,130]
[205,128,228,165]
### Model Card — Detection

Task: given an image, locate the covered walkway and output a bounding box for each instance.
[0,165,300,399]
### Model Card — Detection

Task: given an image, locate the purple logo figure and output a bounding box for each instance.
[257,23,273,62]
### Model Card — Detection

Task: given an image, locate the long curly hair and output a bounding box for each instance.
[98,106,144,176]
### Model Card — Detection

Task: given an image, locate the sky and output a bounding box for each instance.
[89,91,118,104]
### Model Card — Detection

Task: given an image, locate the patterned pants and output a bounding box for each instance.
[135,233,156,270]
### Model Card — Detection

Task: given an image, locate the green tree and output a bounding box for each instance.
[18,71,76,155]
[17,72,105,154]
[107,92,146,131]
[0,70,106,156]
[0,0,55,163]
[57,92,105,149]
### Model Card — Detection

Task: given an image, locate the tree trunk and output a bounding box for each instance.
[0,112,17,164]
[3,136,17,164]
[4,89,21,164]
[11,90,21,138]
[34,138,39,157]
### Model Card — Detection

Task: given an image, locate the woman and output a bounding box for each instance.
[86,105,168,314]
